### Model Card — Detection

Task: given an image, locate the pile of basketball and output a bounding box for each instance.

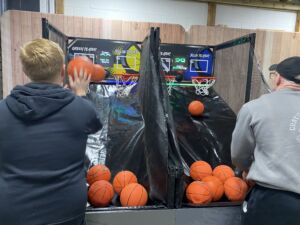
[67,56,106,82]
[186,160,248,204]
[86,164,148,207]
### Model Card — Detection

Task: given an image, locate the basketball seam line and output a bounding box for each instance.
[114,175,124,193]
[100,184,108,204]
[126,184,139,206]
[137,186,144,206]
[225,185,243,194]
[186,191,211,196]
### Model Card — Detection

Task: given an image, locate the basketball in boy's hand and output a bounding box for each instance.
[92,64,105,82]
[67,56,94,78]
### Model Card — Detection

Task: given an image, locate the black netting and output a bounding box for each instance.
[250,47,271,100]
[214,43,249,113]
[42,18,67,63]
[213,34,270,114]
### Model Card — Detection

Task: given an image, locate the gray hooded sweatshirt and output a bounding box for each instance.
[231,88,300,194]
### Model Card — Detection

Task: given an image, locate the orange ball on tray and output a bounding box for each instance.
[202,176,224,201]
[88,180,114,207]
[188,100,204,116]
[212,165,235,183]
[92,64,106,82]
[224,177,248,201]
[112,170,138,194]
[86,164,111,185]
[190,160,212,181]
[67,56,94,78]
[120,183,148,207]
[186,181,212,204]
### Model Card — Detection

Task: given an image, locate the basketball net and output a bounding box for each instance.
[113,74,139,97]
[192,77,216,96]
[165,76,176,96]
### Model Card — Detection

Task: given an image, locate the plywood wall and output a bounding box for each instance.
[187,25,300,112]
[1,10,185,97]
[1,10,300,112]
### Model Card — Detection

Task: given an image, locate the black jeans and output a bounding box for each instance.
[242,185,300,225]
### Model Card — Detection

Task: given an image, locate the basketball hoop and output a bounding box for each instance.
[165,75,176,96]
[191,77,216,96]
[113,74,139,97]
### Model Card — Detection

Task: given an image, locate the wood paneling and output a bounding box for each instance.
[207,3,216,26]
[1,11,13,96]
[186,25,300,112]
[2,10,300,112]
[1,10,185,97]
[55,0,64,14]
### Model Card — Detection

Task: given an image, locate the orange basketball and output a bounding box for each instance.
[86,164,111,185]
[202,176,224,201]
[120,183,148,207]
[112,171,138,194]
[186,181,212,204]
[67,56,94,78]
[190,160,212,181]
[92,64,106,82]
[188,100,204,116]
[88,180,114,207]
[212,165,235,183]
[224,177,248,201]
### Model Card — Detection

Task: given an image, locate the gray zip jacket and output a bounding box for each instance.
[231,88,300,194]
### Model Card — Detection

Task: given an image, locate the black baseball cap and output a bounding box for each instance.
[276,56,300,84]
[268,64,277,71]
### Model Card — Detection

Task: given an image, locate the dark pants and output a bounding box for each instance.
[242,185,300,225]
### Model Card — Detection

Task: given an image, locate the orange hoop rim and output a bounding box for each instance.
[114,73,140,77]
[191,76,215,80]
[165,75,176,78]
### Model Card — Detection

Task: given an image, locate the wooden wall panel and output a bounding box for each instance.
[1,11,13,96]
[2,10,300,105]
[186,25,252,46]
[1,10,185,97]
[11,11,23,89]
[20,11,33,84]
[187,25,300,112]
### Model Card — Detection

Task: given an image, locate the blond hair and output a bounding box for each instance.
[19,38,64,82]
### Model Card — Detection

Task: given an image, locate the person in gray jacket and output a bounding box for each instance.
[231,56,300,225]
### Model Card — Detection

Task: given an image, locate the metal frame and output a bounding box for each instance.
[42,18,256,102]
[41,18,215,84]
[214,33,256,103]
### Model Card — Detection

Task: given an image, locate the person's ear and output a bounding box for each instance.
[275,74,281,87]
[61,64,65,79]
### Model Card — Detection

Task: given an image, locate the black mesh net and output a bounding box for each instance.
[42,18,67,60]
[213,34,270,114]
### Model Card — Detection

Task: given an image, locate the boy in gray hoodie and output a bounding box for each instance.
[231,56,300,225]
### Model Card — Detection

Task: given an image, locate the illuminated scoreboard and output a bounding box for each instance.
[68,39,214,82]
[68,39,141,79]
[160,44,214,81]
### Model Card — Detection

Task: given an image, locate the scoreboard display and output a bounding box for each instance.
[68,39,214,81]
[160,44,213,80]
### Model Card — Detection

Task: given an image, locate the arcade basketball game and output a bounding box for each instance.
[39,18,261,225]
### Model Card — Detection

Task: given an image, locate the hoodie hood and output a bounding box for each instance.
[6,83,75,121]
